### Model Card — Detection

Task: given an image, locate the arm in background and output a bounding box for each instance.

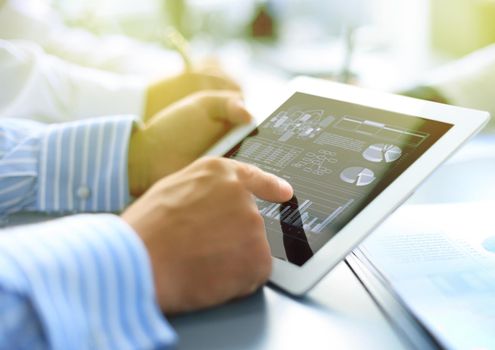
[0,39,241,123]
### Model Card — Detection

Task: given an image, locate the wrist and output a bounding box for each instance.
[128,123,150,197]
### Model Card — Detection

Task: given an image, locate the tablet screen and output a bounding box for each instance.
[225,92,453,266]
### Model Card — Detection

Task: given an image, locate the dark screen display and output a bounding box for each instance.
[225,92,453,266]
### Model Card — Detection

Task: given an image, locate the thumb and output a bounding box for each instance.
[233,160,294,202]
[195,91,252,125]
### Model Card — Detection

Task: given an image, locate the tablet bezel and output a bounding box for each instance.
[205,77,490,295]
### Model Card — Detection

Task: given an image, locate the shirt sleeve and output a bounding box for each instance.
[0,116,137,217]
[0,40,147,123]
[0,0,182,78]
[0,213,177,350]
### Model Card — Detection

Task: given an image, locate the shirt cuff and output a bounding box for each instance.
[36,116,135,213]
[0,213,177,349]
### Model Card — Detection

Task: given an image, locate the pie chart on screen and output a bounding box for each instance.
[340,167,376,187]
[363,144,402,163]
[482,236,495,253]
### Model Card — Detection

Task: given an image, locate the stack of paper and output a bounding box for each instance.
[358,201,495,349]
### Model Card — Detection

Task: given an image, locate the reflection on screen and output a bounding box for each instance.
[225,92,453,266]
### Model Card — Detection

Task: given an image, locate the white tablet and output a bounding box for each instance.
[206,77,490,295]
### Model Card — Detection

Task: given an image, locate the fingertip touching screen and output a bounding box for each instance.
[225,92,453,266]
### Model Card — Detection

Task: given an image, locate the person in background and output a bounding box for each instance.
[0,0,240,123]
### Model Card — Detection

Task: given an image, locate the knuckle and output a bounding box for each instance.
[250,241,272,284]
[224,177,245,195]
[234,218,272,290]
[195,157,248,194]
[258,242,273,280]
[237,162,256,180]
[258,255,272,282]
[238,208,265,241]
[198,156,229,172]
[244,206,264,228]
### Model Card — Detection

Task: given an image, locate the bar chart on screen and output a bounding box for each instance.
[258,173,357,240]
[259,198,354,235]
[230,137,303,168]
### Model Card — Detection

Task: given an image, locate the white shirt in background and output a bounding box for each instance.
[0,0,183,122]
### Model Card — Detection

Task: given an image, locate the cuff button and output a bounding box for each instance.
[76,185,91,200]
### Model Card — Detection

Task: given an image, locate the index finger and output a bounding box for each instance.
[233,161,294,203]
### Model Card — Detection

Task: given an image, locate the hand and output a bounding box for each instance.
[121,157,294,313]
[128,90,252,196]
[145,65,241,120]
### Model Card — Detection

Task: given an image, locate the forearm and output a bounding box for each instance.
[0,116,135,217]
[0,214,177,349]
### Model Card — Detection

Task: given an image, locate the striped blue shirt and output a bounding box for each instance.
[0,117,177,349]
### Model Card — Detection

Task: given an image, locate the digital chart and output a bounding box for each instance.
[263,109,335,142]
[362,143,402,163]
[259,198,354,235]
[292,150,337,175]
[340,167,376,187]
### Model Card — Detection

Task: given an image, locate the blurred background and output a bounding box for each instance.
[37,0,495,129]
[50,0,430,88]
[49,0,494,83]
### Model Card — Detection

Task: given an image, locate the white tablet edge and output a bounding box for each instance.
[204,77,491,295]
